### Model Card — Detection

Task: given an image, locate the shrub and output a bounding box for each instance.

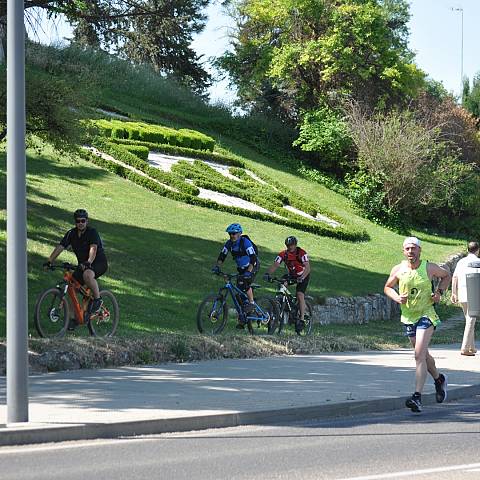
[82,143,368,241]
[345,170,405,231]
[91,119,216,152]
[346,102,479,232]
[91,138,199,196]
[109,138,246,167]
[293,107,353,174]
[413,91,480,166]
[124,145,149,160]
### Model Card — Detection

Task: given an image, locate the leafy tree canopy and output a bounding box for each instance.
[1,0,211,94]
[217,0,425,118]
[463,74,480,119]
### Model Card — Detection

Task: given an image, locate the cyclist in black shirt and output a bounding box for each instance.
[45,209,108,315]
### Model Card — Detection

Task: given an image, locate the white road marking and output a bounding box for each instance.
[335,463,480,480]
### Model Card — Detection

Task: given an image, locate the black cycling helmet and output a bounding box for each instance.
[73,208,89,220]
[285,235,298,246]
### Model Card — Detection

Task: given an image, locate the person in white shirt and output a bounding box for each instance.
[451,241,479,356]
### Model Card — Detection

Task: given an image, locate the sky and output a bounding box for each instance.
[27,0,479,104]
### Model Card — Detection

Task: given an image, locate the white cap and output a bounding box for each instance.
[403,236,421,248]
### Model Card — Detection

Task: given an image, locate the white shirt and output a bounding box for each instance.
[453,253,480,303]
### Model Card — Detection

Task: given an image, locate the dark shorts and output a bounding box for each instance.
[403,316,436,338]
[281,274,310,294]
[73,260,108,285]
[236,267,257,292]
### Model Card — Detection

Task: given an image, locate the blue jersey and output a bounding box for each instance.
[220,237,256,269]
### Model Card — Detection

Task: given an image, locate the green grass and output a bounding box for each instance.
[0,141,464,338]
[0,43,466,340]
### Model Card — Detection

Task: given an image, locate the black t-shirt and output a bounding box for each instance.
[60,226,107,264]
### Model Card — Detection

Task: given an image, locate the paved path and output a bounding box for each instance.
[0,344,478,445]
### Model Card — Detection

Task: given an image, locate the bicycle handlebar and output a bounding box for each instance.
[270,276,297,285]
[45,262,76,271]
[213,270,239,280]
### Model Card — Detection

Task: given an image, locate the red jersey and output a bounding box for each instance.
[275,247,309,277]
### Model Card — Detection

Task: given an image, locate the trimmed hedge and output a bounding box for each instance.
[124,145,149,161]
[110,137,246,167]
[91,119,215,151]
[83,142,369,241]
[91,138,199,196]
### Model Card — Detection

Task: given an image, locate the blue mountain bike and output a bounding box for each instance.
[197,271,278,335]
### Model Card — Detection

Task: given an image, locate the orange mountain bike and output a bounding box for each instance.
[34,262,119,338]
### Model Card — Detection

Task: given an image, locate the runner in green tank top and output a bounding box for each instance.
[384,237,450,413]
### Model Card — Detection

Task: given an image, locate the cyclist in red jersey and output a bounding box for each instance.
[264,236,311,333]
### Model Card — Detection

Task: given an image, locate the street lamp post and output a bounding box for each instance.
[451,7,464,101]
[6,0,29,424]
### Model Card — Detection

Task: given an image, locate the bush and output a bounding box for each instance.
[83,142,368,241]
[91,119,216,152]
[346,102,479,232]
[109,138,247,167]
[91,138,199,196]
[293,107,353,173]
[0,62,87,150]
[413,91,480,166]
[345,170,405,231]
[124,145,149,161]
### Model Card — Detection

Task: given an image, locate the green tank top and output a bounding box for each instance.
[397,260,440,325]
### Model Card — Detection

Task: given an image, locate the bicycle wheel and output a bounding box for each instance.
[34,287,69,338]
[255,296,279,334]
[87,290,120,337]
[197,294,228,334]
[298,298,315,336]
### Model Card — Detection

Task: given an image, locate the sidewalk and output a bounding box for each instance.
[0,344,479,446]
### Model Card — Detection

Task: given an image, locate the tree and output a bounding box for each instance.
[217,0,424,119]
[463,74,480,119]
[122,0,211,95]
[0,0,211,93]
[346,102,479,233]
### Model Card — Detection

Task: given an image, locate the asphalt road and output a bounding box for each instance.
[0,397,479,480]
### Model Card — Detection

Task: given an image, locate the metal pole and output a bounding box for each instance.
[460,8,464,85]
[452,7,464,101]
[6,0,28,424]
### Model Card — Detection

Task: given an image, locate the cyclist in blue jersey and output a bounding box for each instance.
[212,223,259,327]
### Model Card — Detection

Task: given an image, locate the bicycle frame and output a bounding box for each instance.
[57,270,92,325]
[273,277,314,327]
[216,275,269,324]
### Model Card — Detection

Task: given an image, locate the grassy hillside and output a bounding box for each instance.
[0,140,462,337]
[0,45,465,338]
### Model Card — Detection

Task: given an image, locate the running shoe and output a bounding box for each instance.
[405,393,422,413]
[435,373,448,403]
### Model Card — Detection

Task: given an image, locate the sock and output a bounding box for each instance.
[413,392,421,399]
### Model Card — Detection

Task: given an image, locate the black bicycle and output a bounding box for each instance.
[270,277,314,336]
[197,271,278,335]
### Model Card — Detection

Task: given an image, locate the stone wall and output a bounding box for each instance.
[312,294,400,325]
[311,250,464,325]
[439,252,465,275]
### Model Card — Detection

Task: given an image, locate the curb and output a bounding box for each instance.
[1,383,480,447]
